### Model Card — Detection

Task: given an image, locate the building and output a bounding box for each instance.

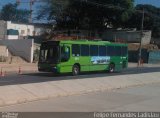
[0,20,52,63]
[102,29,152,45]
[0,20,52,40]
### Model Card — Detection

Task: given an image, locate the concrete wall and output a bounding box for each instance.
[102,30,152,45]
[34,43,40,51]
[0,20,7,39]
[34,27,49,36]
[5,35,19,40]
[0,46,8,57]
[0,39,34,63]
[142,31,152,45]
[148,51,160,64]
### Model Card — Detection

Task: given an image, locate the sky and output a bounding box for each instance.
[135,0,160,7]
[0,0,38,9]
[0,0,42,22]
[0,0,159,22]
[0,0,160,9]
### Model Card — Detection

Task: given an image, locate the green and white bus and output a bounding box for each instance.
[38,40,128,75]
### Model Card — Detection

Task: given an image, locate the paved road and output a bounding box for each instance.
[0,82,160,112]
[0,66,160,86]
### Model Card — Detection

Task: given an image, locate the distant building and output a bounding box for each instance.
[0,20,52,40]
[102,29,152,45]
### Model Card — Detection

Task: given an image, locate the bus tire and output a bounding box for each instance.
[109,63,115,73]
[72,65,80,76]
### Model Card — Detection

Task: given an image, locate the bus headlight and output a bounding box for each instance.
[52,67,57,72]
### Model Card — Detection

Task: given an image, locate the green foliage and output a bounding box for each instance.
[0,56,7,62]
[37,1,160,38]
[125,4,160,38]
[0,3,30,23]
[37,0,134,30]
[33,49,40,62]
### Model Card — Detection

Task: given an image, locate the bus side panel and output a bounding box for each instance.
[89,56,110,71]
[110,56,123,71]
[58,65,72,73]
[90,65,108,71]
[58,44,73,73]
[79,57,90,72]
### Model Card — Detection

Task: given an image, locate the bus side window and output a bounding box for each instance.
[99,46,106,56]
[81,45,89,56]
[61,46,70,62]
[121,47,128,56]
[90,45,98,56]
[115,46,121,56]
[107,46,115,56]
[72,44,80,57]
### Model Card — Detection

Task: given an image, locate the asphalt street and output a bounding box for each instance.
[0,82,160,112]
[0,66,160,86]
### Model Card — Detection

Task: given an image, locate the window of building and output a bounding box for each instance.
[27,29,30,34]
[33,31,36,36]
[21,30,25,35]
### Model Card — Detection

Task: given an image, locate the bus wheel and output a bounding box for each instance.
[72,65,80,76]
[109,64,115,73]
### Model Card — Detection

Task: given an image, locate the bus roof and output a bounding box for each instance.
[44,40,127,46]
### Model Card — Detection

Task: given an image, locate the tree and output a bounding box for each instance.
[125,4,160,38]
[0,3,30,23]
[37,0,134,30]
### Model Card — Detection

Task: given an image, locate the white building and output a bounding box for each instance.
[0,20,52,40]
[0,20,52,63]
[6,21,35,39]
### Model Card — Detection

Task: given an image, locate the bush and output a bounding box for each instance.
[0,56,7,62]
[33,49,40,63]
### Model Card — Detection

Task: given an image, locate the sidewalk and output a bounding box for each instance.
[0,63,38,74]
[0,71,160,107]
[128,62,160,68]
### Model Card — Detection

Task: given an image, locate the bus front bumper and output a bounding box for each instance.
[38,65,58,73]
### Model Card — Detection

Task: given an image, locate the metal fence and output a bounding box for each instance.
[148,51,160,64]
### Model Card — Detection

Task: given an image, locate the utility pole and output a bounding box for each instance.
[29,0,33,23]
[138,8,145,66]
[16,0,36,23]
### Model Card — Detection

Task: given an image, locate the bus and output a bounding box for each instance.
[38,40,128,75]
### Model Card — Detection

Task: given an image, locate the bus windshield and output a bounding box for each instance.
[39,46,59,64]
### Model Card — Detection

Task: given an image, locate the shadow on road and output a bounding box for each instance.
[23,66,160,78]
[0,67,160,86]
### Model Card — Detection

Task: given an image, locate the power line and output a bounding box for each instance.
[75,0,125,10]
[16,0,38,23]
[76,0,160,19]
